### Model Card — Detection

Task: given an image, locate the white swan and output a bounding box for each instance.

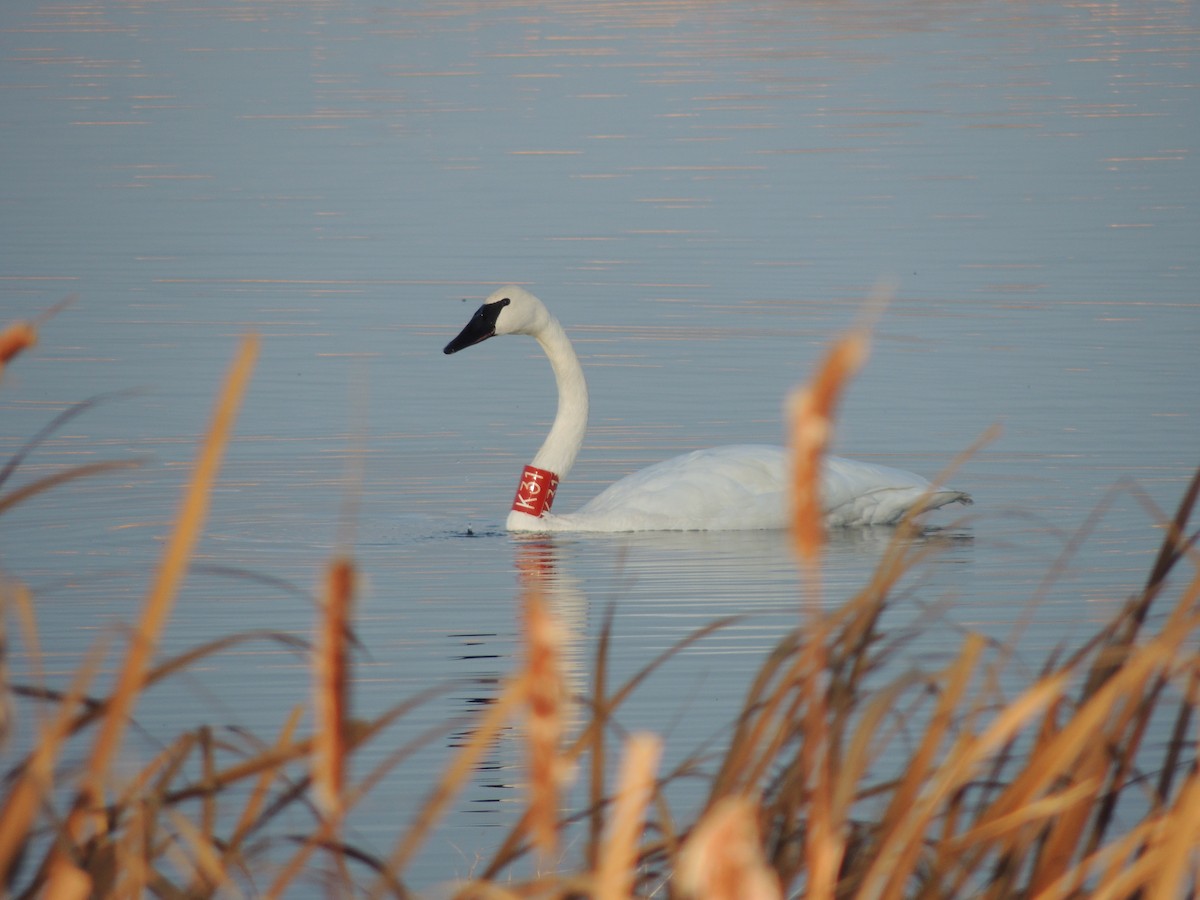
[444,287,971,533]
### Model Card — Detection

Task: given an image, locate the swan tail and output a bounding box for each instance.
[920,490,973,513]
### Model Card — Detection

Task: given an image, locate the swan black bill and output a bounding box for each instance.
[443,298,510,355]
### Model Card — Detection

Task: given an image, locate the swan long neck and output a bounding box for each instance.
[530,314,589,479]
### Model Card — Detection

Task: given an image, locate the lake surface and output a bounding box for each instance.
[1,0,1197,893]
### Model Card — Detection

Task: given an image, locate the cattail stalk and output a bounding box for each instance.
[678,795,781,900]
[0,296,74,379]
[785,297,881,897]
[788,326,871,567]
[313,556,355,822]
[522,584,569,863]
[0,321,37,377]
[595,733,661,900]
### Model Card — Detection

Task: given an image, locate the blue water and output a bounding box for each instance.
[1,0,1197,893]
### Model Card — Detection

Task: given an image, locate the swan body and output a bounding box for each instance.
[444,287,971,533]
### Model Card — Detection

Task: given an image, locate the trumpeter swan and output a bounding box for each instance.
[444,286,971,532]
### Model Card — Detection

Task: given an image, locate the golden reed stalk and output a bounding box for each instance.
[784,307,875,899]
[0,321,37,377]
[313,555,356,822]
[678,795,781,900]
[594,733,662,900]
[787,313,873,567]
[521,583,570,864]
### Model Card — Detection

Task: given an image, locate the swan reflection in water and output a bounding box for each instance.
[444,286,972,533]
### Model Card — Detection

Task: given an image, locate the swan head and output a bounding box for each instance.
[443,286,550,354]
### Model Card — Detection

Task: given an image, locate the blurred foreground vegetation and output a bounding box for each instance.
[1,307,1197,898]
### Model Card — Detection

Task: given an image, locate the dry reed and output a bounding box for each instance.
[0,322,37,376]
[313,555,356,823]
[788,321,871,567]
[678,795,781,900]
[0,295,73,379]
[594,733,662,900]
[520,581,571,865]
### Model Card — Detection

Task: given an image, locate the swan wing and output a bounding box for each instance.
[822,455,972,526]
[559,444,789,532]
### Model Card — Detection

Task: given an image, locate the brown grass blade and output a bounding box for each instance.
[253,694,455,898]
[982,616,1196,830]
[451,883,526,900]
[795,621,841,899]
[1141,460,1200,599]
[228,705,304,853]
[5,630,307,765]
[0,579,25,751]
[1082,790,1200,900]
[313,555,355,824]
[111,728,198,818]
[1156,658,1200,807]
[708,629,809,806]
[948,777,1103,850]
[167,805,228,895]
[200,725,216,847]
[937,604,1200,896]
[836,671,925,823]
[1026,730,1112,892]
[114,794,151,897]
[0,458,144,516]
[594,733,662,900]
[162,686,448,817]
[0,635,105,882]
[0,391,142,493]
[61,333,259,851]
[587,603,615,871]
[369,675,529,894]
[1026,817,1157,900]
[1081,466,1200,700]
[32,293,78,324]
[859,669,1071,900]
[1144,757,1200,900]
[875,633,986,841]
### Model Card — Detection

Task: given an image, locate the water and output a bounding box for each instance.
[1,0,1197,892]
